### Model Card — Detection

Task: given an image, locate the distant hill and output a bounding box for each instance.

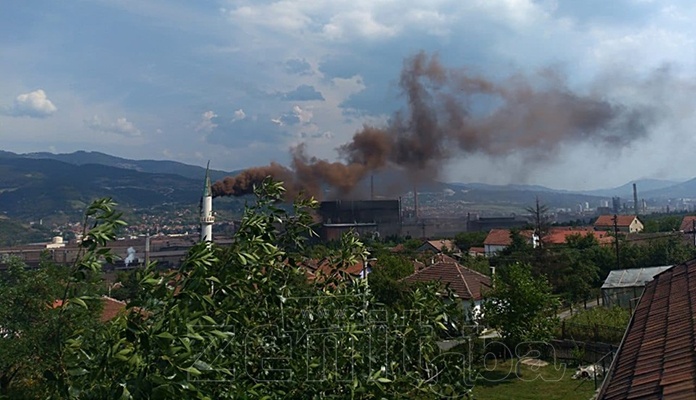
[22,150,239,182]
[450,182,563,193]
[580,179,681,198]
[641,177,696,199]
[0,154,203,219]
[2,149,696,222]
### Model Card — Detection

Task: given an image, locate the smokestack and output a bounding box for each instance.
[145,234,150,266]
[414,186,419,219]
[370,174,374,200]
[633,183,638,215]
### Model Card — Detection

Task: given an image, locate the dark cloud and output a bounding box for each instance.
[283,58,312,75]
[280,84,325,101]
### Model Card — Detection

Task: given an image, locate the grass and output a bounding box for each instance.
[471,358,597,400]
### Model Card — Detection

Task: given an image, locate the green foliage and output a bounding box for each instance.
[109,269,142,302]
[641,214,682,233]
[481,263,560,348]
[0,218,52,246]
[367,253,414,307]
[558,306,631,344]
[565,306,631,329]
[459,255,492,276]
[32,179,473,399]
[453,231,488,251]
[0,256,103,398]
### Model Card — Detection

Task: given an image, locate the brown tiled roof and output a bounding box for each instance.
[598,258,696,400]
[679,216,696,232]
[301,258,366,282]
[390,243,406,253]
[483,229,533,246]
[544,227,613,245]
[100,296,127,322]
[595,215,638,228]
[401,261,491,301]
[424,240,458,252]
[52,296,126,322]
[469,247,485,255]
[484,229,513,246]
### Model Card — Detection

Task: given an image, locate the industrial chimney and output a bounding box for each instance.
[633,183,639,215]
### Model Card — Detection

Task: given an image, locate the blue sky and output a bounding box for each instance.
[2,0,696,190]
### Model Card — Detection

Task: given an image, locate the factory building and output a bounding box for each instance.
[318,200,401,241]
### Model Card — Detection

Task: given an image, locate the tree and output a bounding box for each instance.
[525,197,550,248]
[367,252,414,307]
[453,231,487,252]
[481,263,559,348]
[0,256,103,398]
[42,180,474,399]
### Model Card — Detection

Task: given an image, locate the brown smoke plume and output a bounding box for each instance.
[213,51,656,199]
[211,162,295,197]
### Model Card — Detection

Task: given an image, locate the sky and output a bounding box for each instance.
[2,0,696,191]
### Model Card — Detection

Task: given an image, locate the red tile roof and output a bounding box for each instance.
[595,215,638,228]
[469,247,485,256]
[99,296,127,322]
[484,229,511,246]
[52,296,126,322]
[679,216,696,232]
[598,258,696,400]
[301,258,367,282]
[483,229,533,246]
[544,227,613,245]
[401,261,491,301]
[418,240,459,253]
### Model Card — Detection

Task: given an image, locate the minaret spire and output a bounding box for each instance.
[200,161,214,243]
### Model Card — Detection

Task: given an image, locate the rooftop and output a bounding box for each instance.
[401,260,491,301]
[595,215,639,227]
[598,259,696,399]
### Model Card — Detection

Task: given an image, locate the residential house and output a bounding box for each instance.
[483,229,532,257]
[401,259,491,318]
[468,247,485,257]
[416,239,460,255]
[594,215,643,233]
[483,227,612,257]
[544,227,614,246]
[597,258,696,399]
[679,215,696,233]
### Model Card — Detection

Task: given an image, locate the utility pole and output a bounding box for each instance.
[613,214,620,270]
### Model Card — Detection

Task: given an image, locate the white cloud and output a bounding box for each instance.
[323,10,398,40]
[233,109,246,121]
[85,115,142,137]
[292,105,312,124]
[6,89,57,118]
[195,110,218,133]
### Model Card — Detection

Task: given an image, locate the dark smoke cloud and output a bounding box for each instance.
[213,52,656,199]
